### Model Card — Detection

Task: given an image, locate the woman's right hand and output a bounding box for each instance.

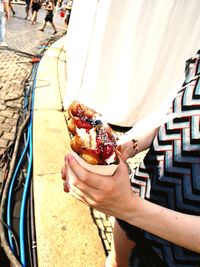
[61,153,135,219]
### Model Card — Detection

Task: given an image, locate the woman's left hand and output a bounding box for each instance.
[119,140,139,161]
[61,154,135,218]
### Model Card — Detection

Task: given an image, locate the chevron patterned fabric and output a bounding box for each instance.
[119,51,200,266]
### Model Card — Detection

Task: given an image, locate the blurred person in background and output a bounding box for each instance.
[30,0,41,24]
[39,0,57,34]
[0,0,10,46]
[8,0,15,16]
[62,0,72,28]
[25,0,31,19]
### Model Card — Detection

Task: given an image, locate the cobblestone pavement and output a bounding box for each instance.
[0,50,31,162]
[0,4,66,181]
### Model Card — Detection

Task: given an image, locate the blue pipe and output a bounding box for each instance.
[7,130,30,252]
[6,71,34,253]
[19,63,38,267]
[19,122,33,267]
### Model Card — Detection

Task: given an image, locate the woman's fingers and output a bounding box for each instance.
[63,178,70,192]
[69,189,88,205]
[61,165,67,180]
[65,154,108,190]
[67,165,105,202]
[70,185,95,206]
[61,153,132,215]
[64,154,129,201]
[62,158,100,200]
[64,176,99,208]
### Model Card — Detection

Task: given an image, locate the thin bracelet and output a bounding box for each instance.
[132,139,139,156]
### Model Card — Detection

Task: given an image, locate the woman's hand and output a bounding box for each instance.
[61,154,135,218]
[119,140,138,161]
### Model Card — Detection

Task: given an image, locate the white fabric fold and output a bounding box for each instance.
[64,0,200,127]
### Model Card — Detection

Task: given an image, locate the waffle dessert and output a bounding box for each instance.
[67,101,119,165]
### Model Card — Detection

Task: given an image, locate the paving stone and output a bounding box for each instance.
[105,232,112,243]
[13,113,20,119]
[95,219,105,231]
[101,232,106,240]
[0,139,9,148]
[102,219,112,228]
[5,118,18,127]
[0,148,4,156]
[0,91,7,99]
[0,84,12,91]
[0,116,6,123]
[11,126,17,133]
[5,92,22,99]
[103,239,111,252]
[1,132,15,141]
[92,209,101,219]
[106,226,113,233]
[108,216,115,227]
[0,109,15,118]
[1,123,12,131]
[4,102,20,109]
[0,104,6,110]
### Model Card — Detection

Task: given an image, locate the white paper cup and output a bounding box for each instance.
[70,150,119,176]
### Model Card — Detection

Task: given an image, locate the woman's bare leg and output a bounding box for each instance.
[50,22,57,33]
[32,11,38,24]
[105,219,135,267]
[31,11,36,24]
[39,21,46,31]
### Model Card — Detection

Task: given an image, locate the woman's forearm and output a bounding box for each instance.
[137,127,158,153]
[125,196,200,253]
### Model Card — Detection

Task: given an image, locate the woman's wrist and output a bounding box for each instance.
[119,140,139,161]
[131,139,139,156]
[120,193,141,223]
